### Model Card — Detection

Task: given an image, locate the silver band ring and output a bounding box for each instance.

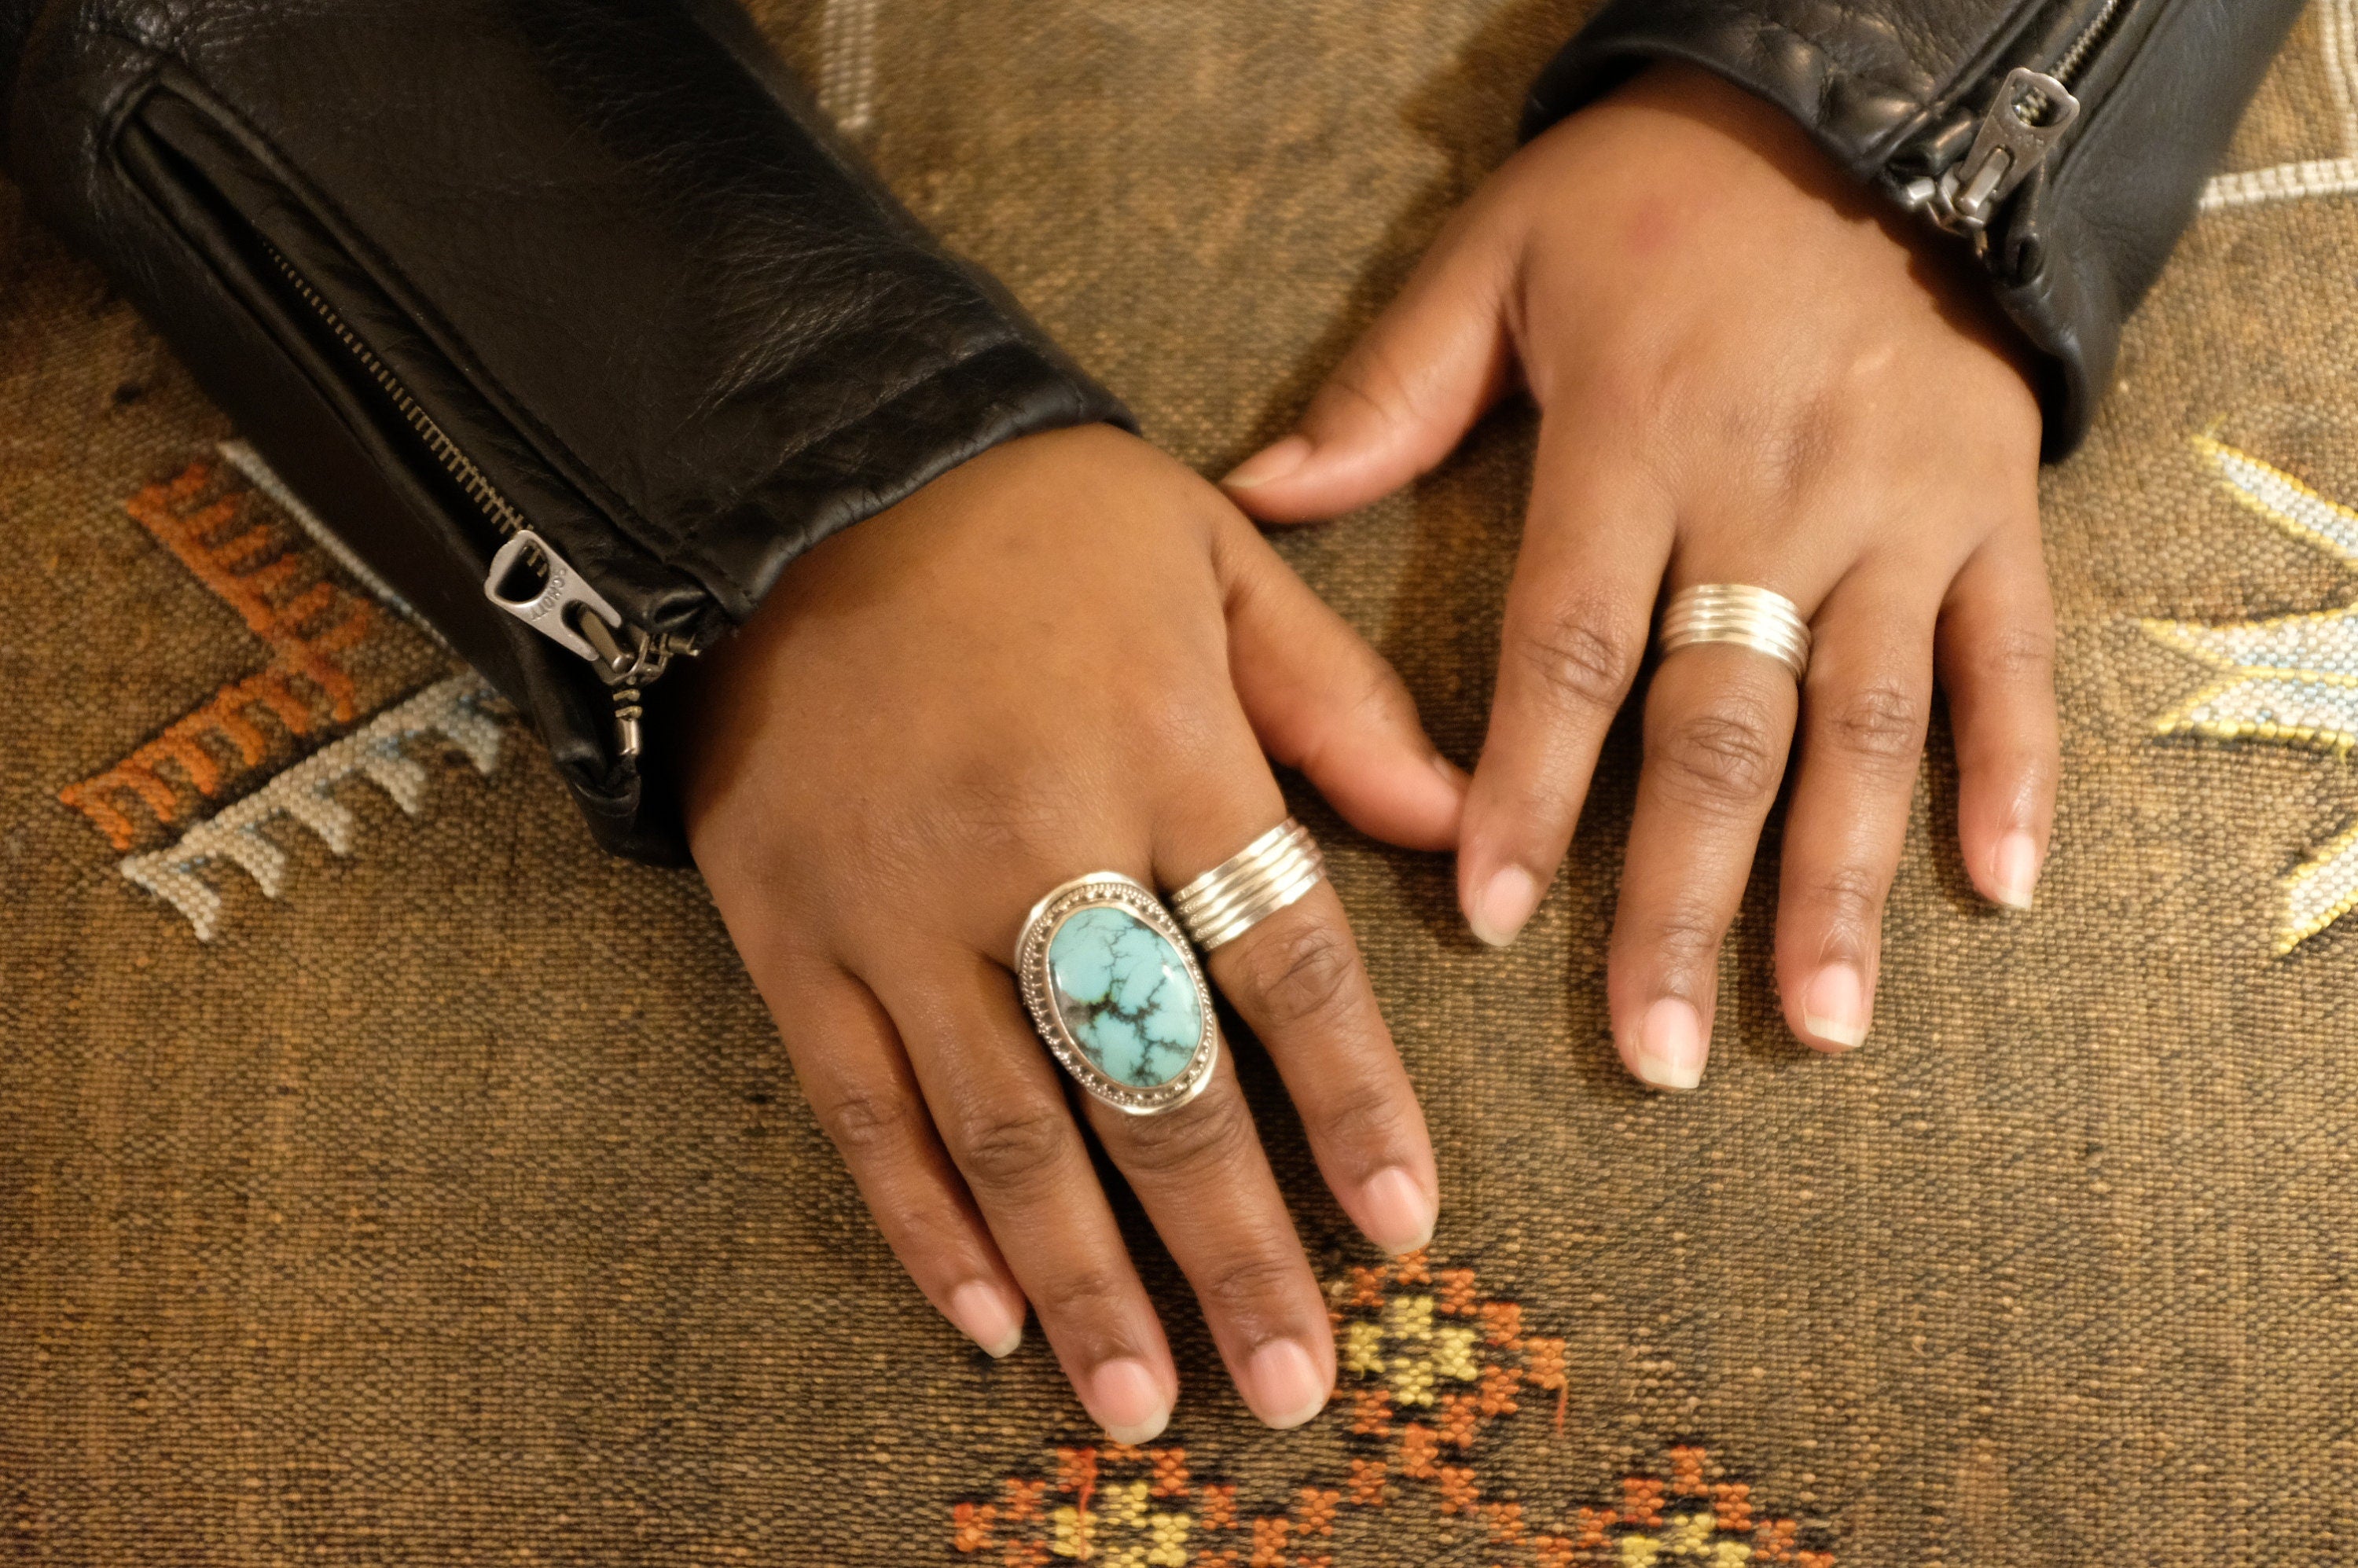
[1016,872,1219,1115]
[1656,583,1812,682]
[1171,818,1326,952]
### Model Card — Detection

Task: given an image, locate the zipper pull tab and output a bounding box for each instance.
[1932,67,2081,233]
[486,529,628,665]
[483,529,654,758]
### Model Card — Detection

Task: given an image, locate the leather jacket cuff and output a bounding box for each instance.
[1524,0,2305,458]
[6,0,1127,863]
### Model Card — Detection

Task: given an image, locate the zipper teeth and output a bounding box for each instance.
[258,237,689,700]
[260,241,530,541]
[2019,0,2128,118]
[2050,0,2126,87]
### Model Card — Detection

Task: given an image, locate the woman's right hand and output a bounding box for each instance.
[678,425,1465,1439]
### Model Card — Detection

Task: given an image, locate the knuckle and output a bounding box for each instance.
[1644,906,1724,975]
[952,1101,1074,1194]
[929,759,1075,866]
[1978,624,2056,689]
[1133,685,1225,766]
[1199,1250,1309,1319]
[1117,1086,1256,1179]
[1034,1265,1134,1322]
[815,1083,918,1159]
[1805,862,1887,936]
[1705,387,1844,505]
[1342,660,1421,735]
[1824,681,1924,764]
[1314,1081,1416,1159]
[1232,919,1363,1032]
[1320,342,1423,435]
[1757,397,1842,503]
[1516,597,1636,715]
[1651,696,1783,809]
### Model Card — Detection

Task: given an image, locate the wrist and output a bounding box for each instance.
[1563,62,2041,404]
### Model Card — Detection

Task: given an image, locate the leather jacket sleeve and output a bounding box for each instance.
[2,0,1126,862]
[1526,0,2305,457]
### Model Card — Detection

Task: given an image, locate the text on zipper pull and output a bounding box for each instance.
[484,528,630,670]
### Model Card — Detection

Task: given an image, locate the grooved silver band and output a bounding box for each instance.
[1171,819,1326,952]
[1657,583,1813,682]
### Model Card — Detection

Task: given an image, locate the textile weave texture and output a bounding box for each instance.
[6,2,2358,1562]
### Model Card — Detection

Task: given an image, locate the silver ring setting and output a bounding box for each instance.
[1657,583,1812,682]
[1171,818,1326,951]
[1016,872,1219,1116]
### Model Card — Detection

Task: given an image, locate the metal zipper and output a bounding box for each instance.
[2045,0,2127,89]
[260,241,683,758]
[1897,0,2130,238]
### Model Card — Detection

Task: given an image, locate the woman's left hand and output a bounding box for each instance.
[1222,63,2059,1089]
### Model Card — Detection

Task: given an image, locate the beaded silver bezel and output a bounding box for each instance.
[1016,872,1218,1116]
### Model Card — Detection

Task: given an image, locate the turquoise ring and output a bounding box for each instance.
[1016,872,1219,1115]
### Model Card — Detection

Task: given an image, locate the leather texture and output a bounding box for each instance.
[2,0,1126,862]
[1526,0,2308,457]
[0,0,2300,861]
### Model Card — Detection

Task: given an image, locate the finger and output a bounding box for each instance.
[1608,634,1802,1090]
[1775,568,1939,1053]
[1937,516,2059,910]
[879,946,1179,1444]
[1460,414,1674,946]
[779,964,1030,1357]
[1221,206,1518,522]
[1216,516,1466,852]
[1155,800,1438,1261]
[1084,1046,1339,1432]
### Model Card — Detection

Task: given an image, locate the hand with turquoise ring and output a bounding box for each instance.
[679,425,1465,1442]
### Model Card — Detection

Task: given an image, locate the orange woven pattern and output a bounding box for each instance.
[950,1253,1829,1566]
[56,461,376,850]
[4,3,2358,1564]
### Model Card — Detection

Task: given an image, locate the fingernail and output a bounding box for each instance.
[1086,1359,1171,1445]
[1432,751,1470,791]
[1221,435,1312,490]
[1800,964,1869,1050]
[947,1281,1025,1359]
[1358,1166,1437,1255]
[1240,1338,1331,1430]
[1467,865,1541,948]
[1992,830,2040,910]
[1630,997,1707,1090]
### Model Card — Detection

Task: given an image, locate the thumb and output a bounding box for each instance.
[1221,226,1516,525]
[1218,520,1466,851]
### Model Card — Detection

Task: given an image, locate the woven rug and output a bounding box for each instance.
[6,2,2358,1562]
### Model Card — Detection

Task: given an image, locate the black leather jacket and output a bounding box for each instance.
[1,0,2302,861]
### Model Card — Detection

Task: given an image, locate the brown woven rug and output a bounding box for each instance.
[7,2,2358,1562]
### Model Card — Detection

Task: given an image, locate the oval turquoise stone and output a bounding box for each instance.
[1047,905,1203,1088]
